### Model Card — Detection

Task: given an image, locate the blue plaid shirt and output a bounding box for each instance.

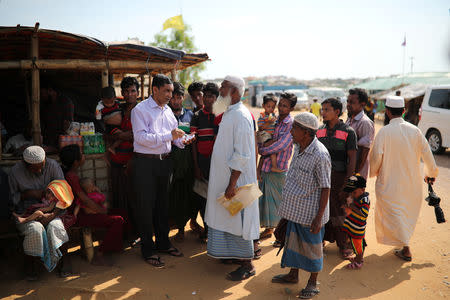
[278,137,331,226]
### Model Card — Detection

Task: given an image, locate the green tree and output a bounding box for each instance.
[150,25,206,86]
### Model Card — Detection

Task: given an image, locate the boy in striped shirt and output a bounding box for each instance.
[342,174,370,269]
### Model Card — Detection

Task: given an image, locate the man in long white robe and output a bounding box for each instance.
[369,96,438,261]
[205,75,260,281]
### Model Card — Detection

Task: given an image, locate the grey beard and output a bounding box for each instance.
[213,94,232,115]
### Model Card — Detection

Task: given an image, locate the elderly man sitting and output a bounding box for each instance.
[9,146,70,280]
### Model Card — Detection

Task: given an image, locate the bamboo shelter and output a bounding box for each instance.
[0,23,209,151]
[0,23,208,195]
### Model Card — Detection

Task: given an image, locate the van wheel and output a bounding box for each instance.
[426,129,444,154]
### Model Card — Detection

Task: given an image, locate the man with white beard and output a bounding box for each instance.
[205,75,260,281]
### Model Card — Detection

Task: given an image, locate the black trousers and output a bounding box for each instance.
[131,155,173,259]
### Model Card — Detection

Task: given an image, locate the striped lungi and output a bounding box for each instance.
[207,227,254,259]
[281,221,325,273]
[259,171,286,228]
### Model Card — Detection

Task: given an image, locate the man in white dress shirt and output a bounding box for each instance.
[131,74,188,268]
[205,75,260,281]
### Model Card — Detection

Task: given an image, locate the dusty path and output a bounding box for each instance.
[0,105,449,300]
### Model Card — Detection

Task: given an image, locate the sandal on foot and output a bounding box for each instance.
[394,249,412,261]
[159,247,183,257]
[259,229,273,240]
[299,287,320,299]
[226,266,255,281]
[345,261,363,269]
[145,256,165,268]
[272,240,282,248]
[271,274,298,284]
[253,248,262,260]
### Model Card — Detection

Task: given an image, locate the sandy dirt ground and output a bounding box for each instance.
[0,105,449,300]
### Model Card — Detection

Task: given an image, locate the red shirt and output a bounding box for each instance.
[64,171,83,207]
[109,110,134,165]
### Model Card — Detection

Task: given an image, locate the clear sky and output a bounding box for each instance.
[1,0,449,80]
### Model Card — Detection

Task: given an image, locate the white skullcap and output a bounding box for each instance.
[294,112,319,130]
[224,75,245,96]
[386,95,405,108]
[23,145,45,164]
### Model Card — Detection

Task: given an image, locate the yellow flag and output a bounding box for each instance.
[163,15,185,31]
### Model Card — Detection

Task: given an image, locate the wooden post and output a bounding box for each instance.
[148,75,152,96]
[140,74,145,99]
[31,23,41,146]
[171,70,177,81]
[101,69,109,87]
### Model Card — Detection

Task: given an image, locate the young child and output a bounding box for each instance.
[79,177,106,214]
[13,179,75,224]
[341,174,370,269]
[257,94,282,176]
[95,86,123,154]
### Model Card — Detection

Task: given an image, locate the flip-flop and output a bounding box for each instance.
[345,261,363,269]
[253,248,262,260]
[299,287,320,299]
[394,249,412,261]
[226,266,256,281]
[259,229,273,240]
[271,274,298,284]
[272,240,282,248]
[145,256,165,268]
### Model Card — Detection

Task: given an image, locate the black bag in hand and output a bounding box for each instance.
[425,183,445,224]
[274,218,288,256]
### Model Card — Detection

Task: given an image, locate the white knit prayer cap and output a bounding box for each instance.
[386,95,405,108]
[224,75,245,97]
[294,112,319,130]
[23,145,46,164]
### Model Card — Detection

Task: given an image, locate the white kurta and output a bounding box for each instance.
[369,118,438,246]
[205,101,260,241]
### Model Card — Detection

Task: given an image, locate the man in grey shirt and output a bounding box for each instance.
[9,146,67,280]
[346,88,375,179]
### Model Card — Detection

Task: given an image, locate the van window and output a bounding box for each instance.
[429,89,450,109]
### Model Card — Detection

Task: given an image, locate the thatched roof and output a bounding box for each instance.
[0,25,209,74]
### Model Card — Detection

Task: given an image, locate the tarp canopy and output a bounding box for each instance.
[352,72,450,91]
[371,84,429,100]
[0,25,209,73]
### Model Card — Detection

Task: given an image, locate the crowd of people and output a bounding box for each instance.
[5,74,440,299]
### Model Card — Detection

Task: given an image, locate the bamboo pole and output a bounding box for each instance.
[101,69,109,87]
[148,75,152,96]
[140,74,144,99]
[170,70,177,81]
[0,59,181,72]
[31,23,41,146]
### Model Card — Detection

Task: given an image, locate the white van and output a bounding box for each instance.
[285,89,309,109]
[418,85,450,154]
[255,90,282,107]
